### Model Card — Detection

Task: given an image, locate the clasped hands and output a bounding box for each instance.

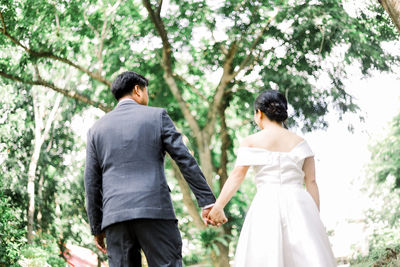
[202,205,228,227]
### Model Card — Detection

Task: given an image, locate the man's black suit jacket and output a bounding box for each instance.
[84,99,216,235]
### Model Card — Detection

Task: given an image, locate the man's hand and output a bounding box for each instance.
[94,232,107,254]
[202,207,216,226]
[207,205,228,227]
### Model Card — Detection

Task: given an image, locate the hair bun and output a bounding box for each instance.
[254,90,288,122]
[265,102,288,122]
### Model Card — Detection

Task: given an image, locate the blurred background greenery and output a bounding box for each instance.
[0,0,399,266]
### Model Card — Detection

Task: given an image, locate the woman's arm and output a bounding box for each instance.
[208,166,250,224]
[303,157,320,211]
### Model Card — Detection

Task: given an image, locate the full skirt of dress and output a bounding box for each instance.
[234,185,337,267]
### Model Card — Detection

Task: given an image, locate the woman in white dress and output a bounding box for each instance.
[208,90,337,267]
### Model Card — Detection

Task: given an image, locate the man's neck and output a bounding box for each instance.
[119,96,135,102]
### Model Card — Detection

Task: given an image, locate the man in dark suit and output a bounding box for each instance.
[84,71,221,266]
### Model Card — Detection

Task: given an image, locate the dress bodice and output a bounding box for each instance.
[235,140,314,188]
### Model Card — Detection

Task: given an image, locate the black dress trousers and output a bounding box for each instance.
[105,219,182,267]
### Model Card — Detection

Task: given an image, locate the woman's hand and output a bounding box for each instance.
[207,166,249,227]
[207,205,228,227]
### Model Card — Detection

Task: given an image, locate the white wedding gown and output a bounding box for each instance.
[234,140,337,267]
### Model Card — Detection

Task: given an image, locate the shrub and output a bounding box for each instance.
[19,234,66,267]
[0,193,26,266]
[351,244,400,267]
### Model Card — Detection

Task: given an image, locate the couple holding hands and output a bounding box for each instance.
[84,71,337,266]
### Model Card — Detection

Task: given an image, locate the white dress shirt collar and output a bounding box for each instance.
[117,98,137,106]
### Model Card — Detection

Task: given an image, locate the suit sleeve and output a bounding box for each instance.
[161,109,216,207]
[84,129,103,235]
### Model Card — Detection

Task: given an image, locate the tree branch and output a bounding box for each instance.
[172,73,208,102]
[156,0,163,16]
[170,158,206,230]
[0,71,111,112]
[231,14,277,79]
[203,42,237,138]
[0,9,5,33]
[83,10,100,39]
[40,93,62,145]
[204,12,279,139]
[142,0,201,136]
[142,0,171,69]
[218,99,231,191]
[53,3,60,36]
[317,24,325,56]
[83,7,100,74]
[96,0,122,74]
[210,29,228,55]
[0,10,112,87]
[32,91,43,142]
[97,18,108,74]
[107,0,123,15]
[33,64,43,81]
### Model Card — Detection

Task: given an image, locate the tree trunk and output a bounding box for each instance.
[380,0,400,34]
[170,159,206,229]
[141,3,243,266]
[197,137,215,189]
[36,174,44,227]
[27,136,42,243]
[216,98,233,267]
[26,91,62,243]
[213,242,231,267]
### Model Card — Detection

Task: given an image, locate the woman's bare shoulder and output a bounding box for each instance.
[289,132,305,146]
[240,130,305,149]
[283,129,305,143]
[292,134,305,144]
[239,133,260,148]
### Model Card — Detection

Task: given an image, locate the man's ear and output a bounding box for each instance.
[134,85,141,96]
[255,109,261,119]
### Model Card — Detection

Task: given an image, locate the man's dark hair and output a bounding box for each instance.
[111,71,148,100]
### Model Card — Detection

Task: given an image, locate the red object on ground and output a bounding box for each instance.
[63,244,108,267]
